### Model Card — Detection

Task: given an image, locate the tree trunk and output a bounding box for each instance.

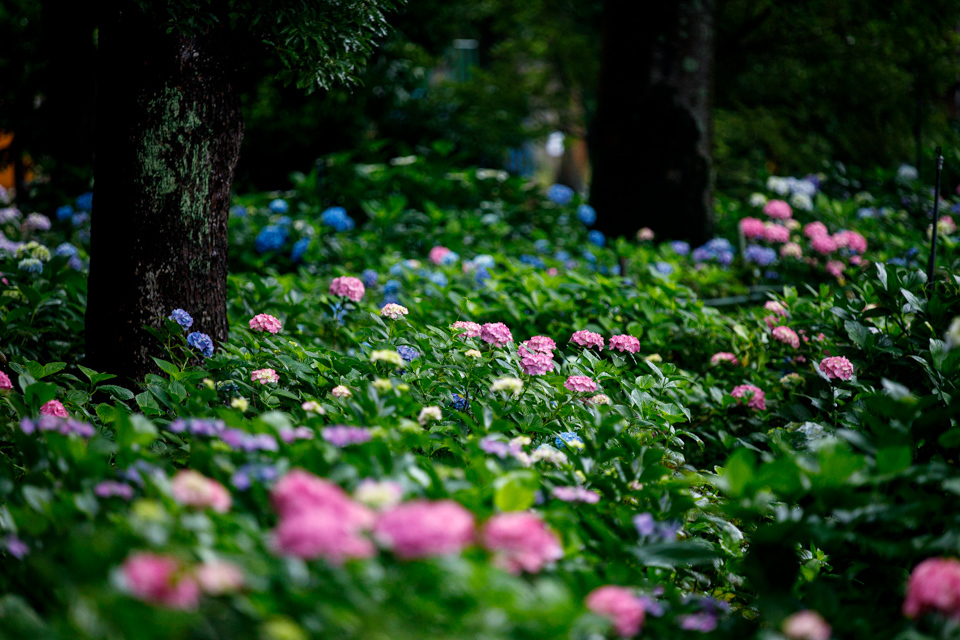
[589,0,715,245]
[86,2,242,382]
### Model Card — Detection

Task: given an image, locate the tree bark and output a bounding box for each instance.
[589,0,715,245]
[86,2,242,382]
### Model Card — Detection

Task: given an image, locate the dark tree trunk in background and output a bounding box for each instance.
[86,2,242,381]
[589,0,715,245]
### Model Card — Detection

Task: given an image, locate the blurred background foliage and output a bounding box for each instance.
[3,0,960,198]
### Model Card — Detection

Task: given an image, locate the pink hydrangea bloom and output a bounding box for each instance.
[451,321,481,338]
[781,242,803,259]
[731,384,766,410]
[329,276,365,302]
[380,303,409,319]
[547,267,559,276]
[523,335,557,353]
[585,586,646,637]
[0,371,11,390]
[270,469,376,563]
[609,335,641,353]
[251,368,279,384]
[782,610,832,640]
[40,399,68,417]
[273,508,375,562]
[764,223,791,243]
[825,260,845,278]
[270,469,375,525]
[248,313,282,334]
[170,470,232,513]
[571,330,605,349]
[849,255,863,266]
[637,228,654,241]
[803,221,829,239]
[195,560,245,595]
[121,552,200,610]
[519,349,555,376]
[772,326,800,349]
[811,234,837,255]
[374,499,475,558]
[428,246,451,265]
[331,385,351,398]
[552,486,601,503]
[480,322,513,346]
[482,512,562,574]
[819,356,853,381]
[565,375,598,393]
[834,230,867,254]
[764,300,788,316]
[710,352,739,366]
[940,215,957,234]
[740,217,766,239]
[903,557,960,619]
[763,199,793,220]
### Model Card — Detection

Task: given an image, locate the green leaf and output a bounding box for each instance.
[151,358,180,376]
[493,471,538,511]
[718,448,756,497]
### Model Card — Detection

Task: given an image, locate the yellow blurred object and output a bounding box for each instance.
[0,131,34,190]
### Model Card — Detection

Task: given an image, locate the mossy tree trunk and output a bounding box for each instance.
[86,2,242,381]
[589,0,715,245]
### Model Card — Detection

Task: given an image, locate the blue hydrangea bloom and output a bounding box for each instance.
[582,250,597,263]
[290,237,310,262]
[75,192,94,212]
[706,238,733,253]
[519,254,546,269]
[389,263,403,276]
[68,256,82,270]
[186,331,214,358]
[450,394,469,411]
[428,272,448,287]
[857,207,875,219]
[230,205,247,217]
[670,241,690,256]
[588,230,606,247]
[277,215,292,227]
[481,213,500,225]
[362,269,379,287]
[906,247,919,258]
[383,279,401,295]
[56,205,74,221]
[475,268,491,284]
[439,251,459,266]
[396,345,420,363]
[611,265,622,276]
[473,254,495,269]
[55,243,79,258]
[534,239,551,253]
[18,258,42,274]
[546,184,574,205]
[269,198,289,213]
[717,251,734,266]
[168,309,193,330]
[764,270,780,280]
[255,225,288,253]
[554,250,570,261]
[321,206,355,232]
[577,204,597,225]
[71,213,89,227]
[654,261,674,275]
[555,431,584,449]
[744,244,777,266]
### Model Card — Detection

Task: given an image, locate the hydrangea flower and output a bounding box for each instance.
[731,384,766,410]
[482,512,563,574]
[249,313,282,334]
[588,230,606,247]
[268,198,289,213]
[519,349,555,375]
[491,377,523,395]
[374,499,475,558]
[331,385,351,398]
[195,560,245,595]
[329,276,365,302]
[552,486,600,504]
[903,557,960,619]
[95,481,135,500]
[428,246,452,265]
[763,199,793,219]
[811,235,837,255]
[670,240,690,255]
[354,479,404,510]
[772,326,800,348]
[321,206,355,231]
[578,204,597,225]
[0,371,12,391]
[370,350,405,367]
[40,399,69,417]
[546,184,574,205]
[120,553,199,610]
[75,192,94,212]
[609,335,640,353]
[380,303,408,319]
[56,205,74,221]
[764,223,790,243]
[586,393,612,405]
[781,242,803,258]
[571,330,604,349]
[819,356,853,381]
[251,368,279,384]
[186,332,214,358]
[290,237,310,262]
[654,261,674,275]
[565,376,598,393]
[825,260,845,278]
[782,611,832,640]
[23,213,52,231]
[396,345,420,363]
[418,406,442,425]
[637,228,654,241]
[740,217,766,239]
[803,221,829,239]
[171,470,232,512]
[17,258,42,274]
[361,269,378,287]
[322,426,373,447]
[745,244,777,266]
[55,242,79,258]
[480,322,513,346]
[255,225,287,253]
[555,432,584,450]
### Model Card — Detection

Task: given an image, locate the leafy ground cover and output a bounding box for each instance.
[0,155,959,639]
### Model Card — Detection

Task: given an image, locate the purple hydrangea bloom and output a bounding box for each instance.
[186,331,214,358]
[322,426,373,447]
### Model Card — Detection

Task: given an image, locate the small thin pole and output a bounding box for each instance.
[927,146,943,283]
